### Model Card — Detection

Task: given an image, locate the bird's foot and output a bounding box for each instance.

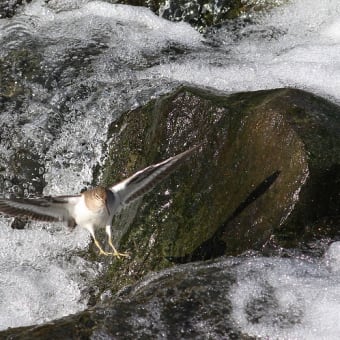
[112,249,130,259]
[98,249,113,256]
[107,239,130,259]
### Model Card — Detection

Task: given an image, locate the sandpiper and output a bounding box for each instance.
[0,146,199,257]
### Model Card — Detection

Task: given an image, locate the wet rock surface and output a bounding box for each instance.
[100,86,340,292]
[0,0,31,18]
[103,0,287,31]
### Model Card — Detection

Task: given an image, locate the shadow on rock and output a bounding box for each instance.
[168,170,281,263]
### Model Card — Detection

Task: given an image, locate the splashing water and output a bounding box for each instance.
[230,243,340,339]
[0,0,339,334]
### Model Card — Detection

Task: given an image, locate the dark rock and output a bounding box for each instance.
[101,0,287,31]
[0,49,39,101]
[0,49,57,199]
[0,0,31,18]
[97,86,340,292]
[159,0,244,31]
[0,257,255,339]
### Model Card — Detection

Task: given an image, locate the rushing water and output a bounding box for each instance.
[229,244,340,339]
[108,245,340,339]
[0,0,339,337]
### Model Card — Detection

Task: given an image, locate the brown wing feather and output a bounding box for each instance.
[0,202,60,221]
[0,195,79,222]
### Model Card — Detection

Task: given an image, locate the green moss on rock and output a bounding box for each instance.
[97,86,340,292]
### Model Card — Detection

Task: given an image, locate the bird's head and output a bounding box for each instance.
[84,186,110,214]
[94,187,106,202]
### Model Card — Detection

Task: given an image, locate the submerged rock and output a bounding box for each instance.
[0,0,31,18]
[97,86,340,292]
[0,50,48,199]
[104,0,288,31]
[0,257,256,339]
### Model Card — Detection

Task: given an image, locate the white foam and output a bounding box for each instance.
[324,242,340,273]
[0,218,98,330]
[322,20,340,41]
[21,0,202,48]
[230,244,340,339]
[145,0,340,103]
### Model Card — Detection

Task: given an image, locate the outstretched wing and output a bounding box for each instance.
[110,145,199,206]
[0,195,80,224]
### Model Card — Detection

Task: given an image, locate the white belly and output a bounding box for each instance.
[73,196,108,230]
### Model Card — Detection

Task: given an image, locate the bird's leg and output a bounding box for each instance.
[89,228,112,256]
[105,225,129,259]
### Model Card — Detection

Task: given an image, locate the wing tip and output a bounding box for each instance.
[0,197,67,223]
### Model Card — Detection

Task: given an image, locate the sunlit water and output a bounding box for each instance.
[150,0,340,104]
[0,0,339,336]
[0,219,99,329]
[117,244,340,339]
[230,242,340,339]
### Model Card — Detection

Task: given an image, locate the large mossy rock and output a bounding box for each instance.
[98,86,340,292]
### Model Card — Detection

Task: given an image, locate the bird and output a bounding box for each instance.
[0,145,199,258]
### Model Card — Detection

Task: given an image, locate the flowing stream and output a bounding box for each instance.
[0,0,340,338]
